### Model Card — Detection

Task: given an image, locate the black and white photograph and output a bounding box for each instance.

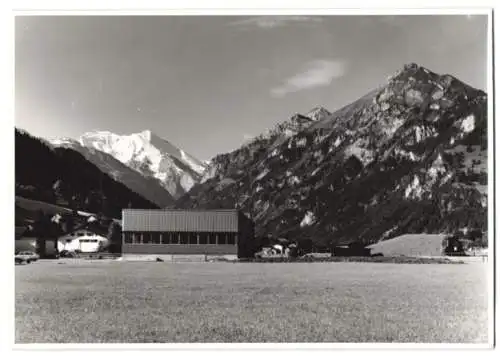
[8,3,495,350]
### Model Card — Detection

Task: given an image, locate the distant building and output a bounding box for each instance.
[121,209,255,261]
[57,225,109,253]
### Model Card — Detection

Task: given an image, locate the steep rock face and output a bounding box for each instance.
[52,130,207,200]
[177,63,487,247]
[198,109,322,185]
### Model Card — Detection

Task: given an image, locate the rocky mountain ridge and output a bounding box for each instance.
[177,63,487,248]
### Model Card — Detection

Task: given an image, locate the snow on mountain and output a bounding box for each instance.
[75,130,207,199]
[79,130,206,175]
[49,136,176,207]
[49,137,79,147]
[51,130,207,202]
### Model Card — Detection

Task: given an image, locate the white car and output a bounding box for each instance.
[15,251,40,264]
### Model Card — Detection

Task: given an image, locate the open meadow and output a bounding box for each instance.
[15,260,489,343]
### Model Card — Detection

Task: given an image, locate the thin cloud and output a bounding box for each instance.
[271,59,347,98]
[228,16,323,29]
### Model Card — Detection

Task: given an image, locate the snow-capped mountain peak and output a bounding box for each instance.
[52,130,208,199]
[138,129,153,142]
[49,137,79,147]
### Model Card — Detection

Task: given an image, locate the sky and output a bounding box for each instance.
[15,14,488,161]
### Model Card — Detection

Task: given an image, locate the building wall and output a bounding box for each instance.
[120,254,239,262]
[122,243,237,255]
[121,209,254,257]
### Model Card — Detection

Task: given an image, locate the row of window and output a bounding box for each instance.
[123,231,237,245]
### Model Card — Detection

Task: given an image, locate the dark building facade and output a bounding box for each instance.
[122,209,255,259]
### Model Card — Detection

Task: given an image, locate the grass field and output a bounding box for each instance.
[15,261,489,343]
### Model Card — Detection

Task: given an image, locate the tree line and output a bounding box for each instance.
[15,128,159,218]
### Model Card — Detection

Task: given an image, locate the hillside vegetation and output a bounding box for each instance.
[15,129,159,219]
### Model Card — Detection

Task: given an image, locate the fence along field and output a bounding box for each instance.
[15,261,488,343]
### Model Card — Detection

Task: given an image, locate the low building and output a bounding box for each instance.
[121,209,254,261]
[57,225,110,253]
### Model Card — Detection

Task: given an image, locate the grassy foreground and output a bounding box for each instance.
[15,261,488,343]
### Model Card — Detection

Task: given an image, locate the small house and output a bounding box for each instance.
[57,224,110,253]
